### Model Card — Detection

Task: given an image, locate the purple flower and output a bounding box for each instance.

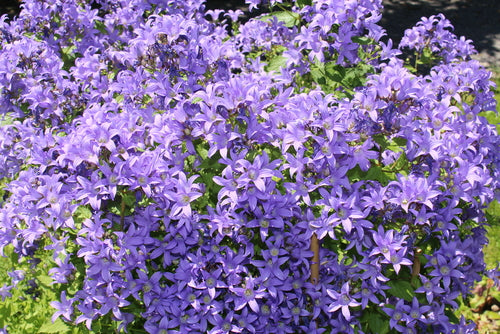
[50,291,74,322]
[0,284,12,301]
[388,174,441,212]
[49,255,76,284]
[359,281,381,309]
[327,282,361,320]
[383,299,410,332]
[7,270,25,287]
[386,248,413,274]
[230,276,266,313]
[369,225,406,261]
[164,171,203,218]
[415,275,445,303]
[428,254,464,288]
[189,268,227,299]
[233,152,282,193]
[407,297,431,324]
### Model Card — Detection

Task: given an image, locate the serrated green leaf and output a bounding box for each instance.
[122,191,137,207]
[366,166,393,186]
[74,205,92,221]
[387,280,414,302]
[393,152,408,170]
[265,55,287,73]
[310,62,325,82]
[39,318,71,334]
[0,303,12,327]
[367,312,390,334]
[195,141,209,161]
[324,62,345,83]
[114,94,124,104]
[38,273,55,288]
[445,307,460,323]
[352,36,373,45]
[191,96,204,104]
[373,134,389,150]
[296,0,312,7]
[392,137,407,147]
[347,165,394,186]
[260,11,300,28]
[94,20,107,35]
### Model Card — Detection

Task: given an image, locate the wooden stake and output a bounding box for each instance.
[310,232,320,284]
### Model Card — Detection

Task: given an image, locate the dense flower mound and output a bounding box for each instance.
[0,0,499,333]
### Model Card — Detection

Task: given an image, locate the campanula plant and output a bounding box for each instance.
[0,0,499,333]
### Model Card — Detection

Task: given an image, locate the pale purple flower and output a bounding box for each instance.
[50,291,74,322]
[230,276,266,313]
[327,282,361,320]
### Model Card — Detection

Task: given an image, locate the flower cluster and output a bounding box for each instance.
[0,0,498,333]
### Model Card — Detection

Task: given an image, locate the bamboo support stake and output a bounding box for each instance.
[310,232,320,285]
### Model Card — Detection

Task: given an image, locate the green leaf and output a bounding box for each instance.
[296,0,312,7]
[74,205,92,223]
[38,318,71,334]
[324,62,345,84]
[387,280,414,302]
[261,11,300,28]
[60,45,77,70]
[393,152,408,171]
[368,166,394,185]
[347,165,394,186]
[191,96,204,104]
[366,312,390,334]
[445,307,460,323]
[392,137,407,147]
[93,20,108,35]
[373,134,389,151]
[122,191,137,207]
[352,36,373,45]
[486,200,500,219]
[114,93,124,104]
[484,310,500,320]
[310,62,327,87]
[265,55,287,73]
[0,303,12,327]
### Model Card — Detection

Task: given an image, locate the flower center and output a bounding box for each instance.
[244,289,254,298]
[181,194,191,204]
[270,248,279,257]
[206,277,215,288]
[440,266,450,275]
[260,219,270,228]
[222,322,231,331]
